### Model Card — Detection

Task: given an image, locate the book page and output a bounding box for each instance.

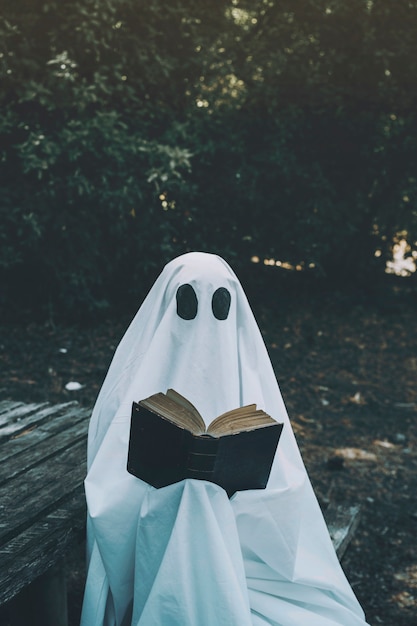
[166,389,203,423]
[207,405,277,437]
[140,391,206,435]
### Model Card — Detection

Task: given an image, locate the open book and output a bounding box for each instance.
[127,389,283,497]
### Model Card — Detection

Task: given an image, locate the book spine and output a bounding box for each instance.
[186,435,218,480]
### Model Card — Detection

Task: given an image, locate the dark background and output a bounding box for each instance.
[1,0,417,320]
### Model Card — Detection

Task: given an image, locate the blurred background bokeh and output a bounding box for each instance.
[1,0,416,322]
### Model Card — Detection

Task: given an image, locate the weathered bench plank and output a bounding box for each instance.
[0,443,87,546]
[0,420,89,484]
[0,400,90,624]
[0,402,83,443]
[0,405,89,469]
[0,402,44,426]
[0,493,85,604]
[323,503,361,560]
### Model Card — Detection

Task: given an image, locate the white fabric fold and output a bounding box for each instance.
[131,480,252,626]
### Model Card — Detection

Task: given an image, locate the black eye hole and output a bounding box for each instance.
[176,284,198,320]
[212,287,231,320]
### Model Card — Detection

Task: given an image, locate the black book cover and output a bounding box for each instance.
[127,402,283,497]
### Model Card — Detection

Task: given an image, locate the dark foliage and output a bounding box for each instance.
[1,1,417,320]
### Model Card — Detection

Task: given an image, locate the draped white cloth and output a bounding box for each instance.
[81,252,369,626]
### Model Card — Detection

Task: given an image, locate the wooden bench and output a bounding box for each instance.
[0,400,90,626]
[324,502,361,560]
[0,400,360,626]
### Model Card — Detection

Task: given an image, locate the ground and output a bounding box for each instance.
[1,280,416,626]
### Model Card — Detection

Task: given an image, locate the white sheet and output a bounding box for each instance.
[81,252,369,625]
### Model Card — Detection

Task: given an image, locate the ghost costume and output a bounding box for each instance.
[81,252,369,626]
